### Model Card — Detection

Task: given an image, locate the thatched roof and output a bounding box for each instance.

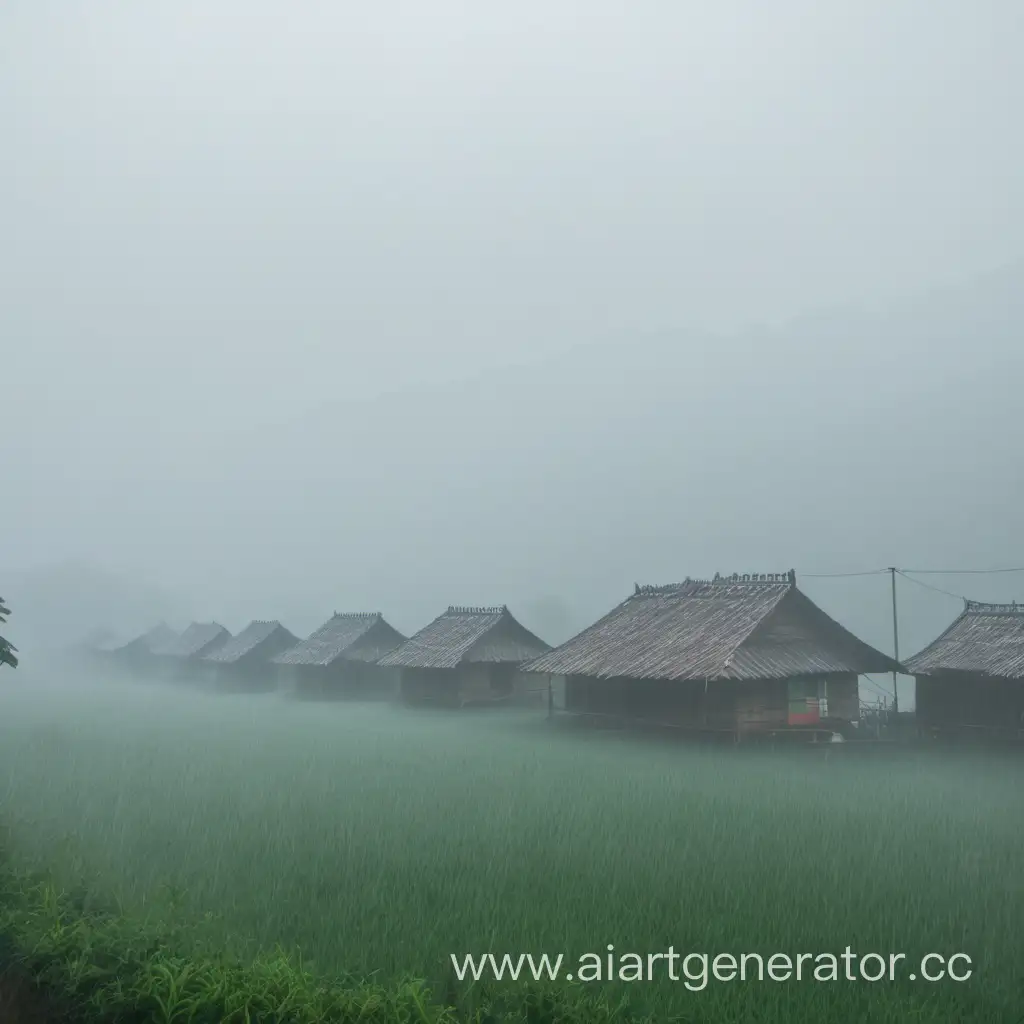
[378,605,550,670]
[203,620,298,665]
[523,572,899,681]
[904,600,1024,680]
[272,612,406,667]
[155,621,231,659]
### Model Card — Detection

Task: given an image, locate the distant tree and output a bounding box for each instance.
[0,597,17,669]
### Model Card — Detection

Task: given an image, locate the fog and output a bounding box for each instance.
[2,2,1023,681]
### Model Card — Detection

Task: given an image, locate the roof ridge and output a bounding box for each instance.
[964,599,1024,616]
[331,611,382,620]
[446,604,507,615]
[713,571,795,585]
[634,571,795,595]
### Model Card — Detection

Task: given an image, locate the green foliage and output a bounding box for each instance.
[0,597,16,669]
[0,855,657,1023]
[0,682,1022,1022]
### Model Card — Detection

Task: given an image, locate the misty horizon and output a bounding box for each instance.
[4,0,1024,703]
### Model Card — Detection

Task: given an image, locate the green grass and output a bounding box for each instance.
[1,671,1022,1022]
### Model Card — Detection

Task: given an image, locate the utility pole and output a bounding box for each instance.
[888,567,900,715]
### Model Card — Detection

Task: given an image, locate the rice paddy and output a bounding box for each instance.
[1,669,1022,1022]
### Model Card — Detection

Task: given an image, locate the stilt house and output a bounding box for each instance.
[201,619,299,691]
[522,572,900,738]
[904,600,1024,741]
[378,605,551,707]
[271,612,406,699]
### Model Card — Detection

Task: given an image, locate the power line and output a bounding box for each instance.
[894,570,969,602]
[860,674,895,699]
[799,565,1024,580]
[883,566,1017,578]
[800,569,888,578]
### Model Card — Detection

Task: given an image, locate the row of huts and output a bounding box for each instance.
[83,571,1024,741]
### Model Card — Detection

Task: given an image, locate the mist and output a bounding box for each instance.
[3,8,1024,1017]
[3,1,1023,675]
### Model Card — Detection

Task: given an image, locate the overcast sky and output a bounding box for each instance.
[2,2,1022,669]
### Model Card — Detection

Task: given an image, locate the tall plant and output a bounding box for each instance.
[0,596,17,669]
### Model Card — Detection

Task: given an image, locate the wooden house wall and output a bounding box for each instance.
[733,680,787,732]
[399,664,537,707]
[280,662,399,700]
[325,661,400,700]
[564,675,734,729]
[400,667,462,706]
[916,672,1024,734]
[563,671,861,733]
[459,664,497,704]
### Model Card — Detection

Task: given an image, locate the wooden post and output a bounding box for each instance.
[889,568,901,715]
[547,674,553,719]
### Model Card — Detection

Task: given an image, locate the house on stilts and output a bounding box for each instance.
[522,571,900,740]
[272,612,407,699]
[201,619,299,692]
[378,605,551,708]
[904,600,1024,742]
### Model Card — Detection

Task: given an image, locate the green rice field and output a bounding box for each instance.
[0,670,1022,1022]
